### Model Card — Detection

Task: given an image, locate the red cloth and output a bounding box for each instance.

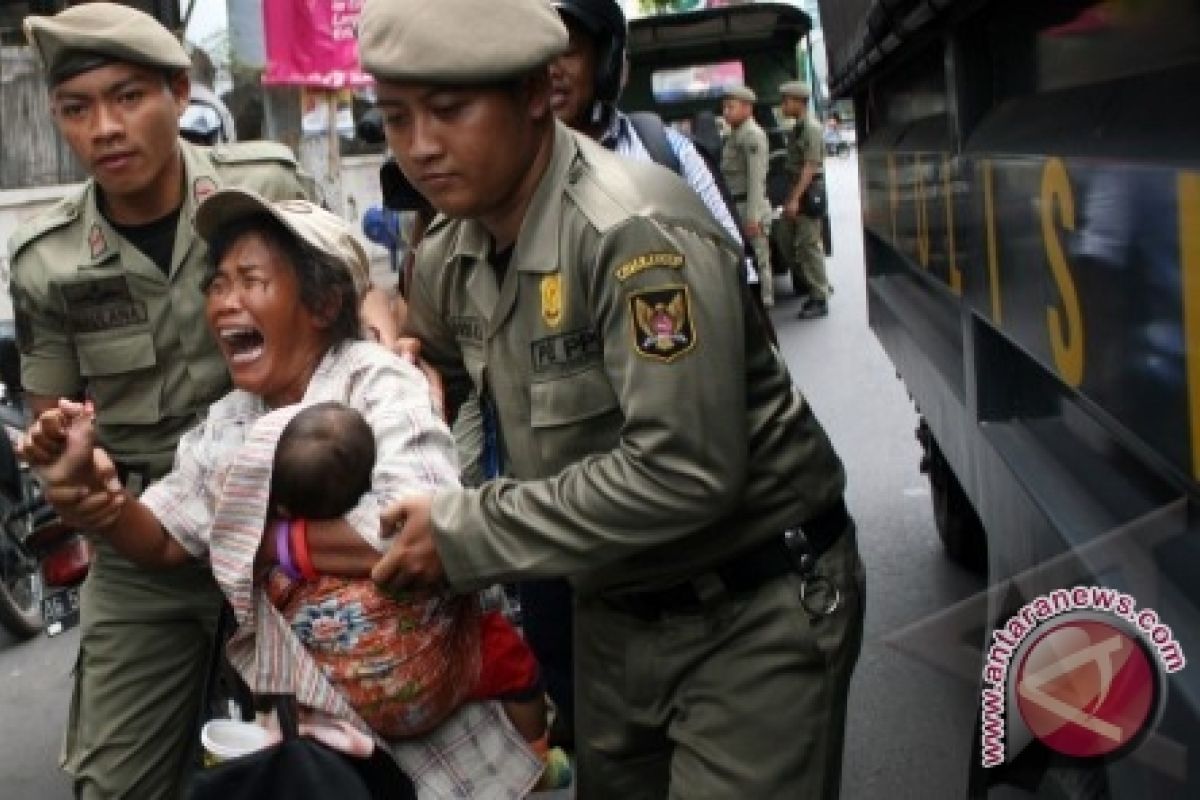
[469,611,542,702]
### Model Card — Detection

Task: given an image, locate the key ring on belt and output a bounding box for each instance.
[782,528,842,621]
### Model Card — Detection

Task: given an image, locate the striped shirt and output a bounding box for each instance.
[141,341,541,798]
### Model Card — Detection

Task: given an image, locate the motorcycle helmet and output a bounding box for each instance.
[551,0,627,107]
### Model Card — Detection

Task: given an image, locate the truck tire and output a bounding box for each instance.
[0,490,43,638]
[919,423,987,575]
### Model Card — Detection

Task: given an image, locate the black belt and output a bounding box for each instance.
[732,192,747,202]
[603,498,850,621]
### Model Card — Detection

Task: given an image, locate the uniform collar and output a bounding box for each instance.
[76,181,120,269]
[76,139,220,274]
[511,121,578,274]
[443,121,579,275]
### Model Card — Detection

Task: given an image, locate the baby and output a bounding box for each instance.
[267,403,559,770]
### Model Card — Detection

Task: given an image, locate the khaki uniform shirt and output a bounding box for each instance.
[785,116,825,183]
[720,117,771,222]
[8,140,310,479]
[406,123,845,596]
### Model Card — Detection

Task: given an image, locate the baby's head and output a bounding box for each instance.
[271,402,375,519]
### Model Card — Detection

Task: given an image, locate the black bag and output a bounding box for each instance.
[801,179,827,219]
[187,696,416,800]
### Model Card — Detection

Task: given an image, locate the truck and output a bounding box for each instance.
[820,0,1200,795]
[622,2,819,277]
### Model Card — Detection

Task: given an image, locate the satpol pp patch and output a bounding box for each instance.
[630,285,696,363]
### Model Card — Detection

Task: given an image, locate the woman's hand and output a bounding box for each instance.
[23,401,125,531]
[372,495,446,590]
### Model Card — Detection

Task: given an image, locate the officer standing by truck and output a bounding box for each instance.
[9,4,310,797]
[721,85,774,307]
[780,80,831,318]
[355,0,866,797]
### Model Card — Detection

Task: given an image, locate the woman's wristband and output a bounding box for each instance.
[273,520,301,581]
[290,518,318,581]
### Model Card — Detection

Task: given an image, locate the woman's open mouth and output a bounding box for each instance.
[220,326,265,365]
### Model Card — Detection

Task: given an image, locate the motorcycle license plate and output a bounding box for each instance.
[42,585,81,636]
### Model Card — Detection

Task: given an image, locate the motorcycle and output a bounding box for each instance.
[0,326,90,639]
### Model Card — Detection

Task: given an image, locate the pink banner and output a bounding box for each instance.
[262,0,371,89]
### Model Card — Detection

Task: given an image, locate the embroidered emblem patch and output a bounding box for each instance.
[541,273,563,328]
[193,176,218,204]
[630,286,696,363]
[615,252,684,282]
[87,223,107,259]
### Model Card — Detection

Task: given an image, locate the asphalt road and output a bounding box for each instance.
[0,155,986,799]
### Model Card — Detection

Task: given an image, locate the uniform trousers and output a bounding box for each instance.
[574,525,865,800]
[790,212,830,301]
[62,540,223,799]
[736,201,774,307]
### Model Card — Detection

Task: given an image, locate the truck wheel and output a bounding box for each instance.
[919,425,987,574]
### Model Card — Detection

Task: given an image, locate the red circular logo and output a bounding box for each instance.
[1015,619,1157,759]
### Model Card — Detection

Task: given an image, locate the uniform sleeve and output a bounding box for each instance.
[431,219,750,590]
[140,418,219,558]
[667,128,744,246]
[747,128,771,221]
[7,253,81,398]
[341,353,461,552]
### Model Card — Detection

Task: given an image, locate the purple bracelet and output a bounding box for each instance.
[274,520,302,581]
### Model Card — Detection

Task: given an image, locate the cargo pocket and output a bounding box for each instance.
[76,332,161,424]
[530,367,621,470]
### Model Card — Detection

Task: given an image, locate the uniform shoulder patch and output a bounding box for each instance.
[6,195,81,263]
[629,285,696,363]
[210,141,299,167]
[615,252,684,282]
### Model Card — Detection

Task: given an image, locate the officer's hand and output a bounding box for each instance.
[391,337,446,420]
[745,220,763,237]
[784,198,800,220]
[43,447,125,532]
[372,495,446,590]
[19,399,88,467]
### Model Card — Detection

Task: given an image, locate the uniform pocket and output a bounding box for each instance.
[530,366,620,428]
[76,332,161,424]
[529,367,621,470]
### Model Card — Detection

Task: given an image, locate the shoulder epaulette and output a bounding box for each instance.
[7,194,82,262]
[209,141,299,168]
[569,166,635,234]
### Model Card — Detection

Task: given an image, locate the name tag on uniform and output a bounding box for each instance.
[531,328,602,372]
[59,276,148,333]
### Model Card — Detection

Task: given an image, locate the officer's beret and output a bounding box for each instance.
[24,2,191,86]
[359,0,569,84]
[780,81,812,99]
[723,86,757,104]
[195,189,370,299]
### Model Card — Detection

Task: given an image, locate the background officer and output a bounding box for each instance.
[780,79,831,318]
[9,4,310,796]
[356,0,866,797]
[721,85,774,307]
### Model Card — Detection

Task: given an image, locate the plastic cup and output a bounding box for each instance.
[200,719,272,766]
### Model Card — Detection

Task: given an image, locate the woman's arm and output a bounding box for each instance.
[93,494,193,569]
[256,516,380,578]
